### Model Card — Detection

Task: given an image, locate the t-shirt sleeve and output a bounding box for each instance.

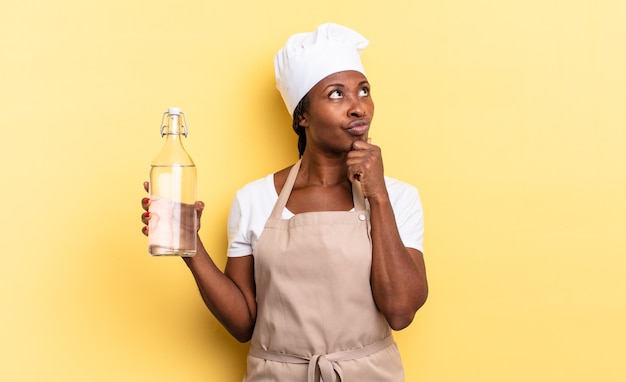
[389,180,425,253]
[227,190,253,257]
[227,174,277,258]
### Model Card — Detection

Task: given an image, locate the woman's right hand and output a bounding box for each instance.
[141,181,205,237]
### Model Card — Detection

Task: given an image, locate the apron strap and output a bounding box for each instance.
[269,159,368,219]
[248,335,395,382]
[269,159,301,219]
[351,179,366,212]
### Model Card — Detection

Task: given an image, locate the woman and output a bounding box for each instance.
[141,23,428,381]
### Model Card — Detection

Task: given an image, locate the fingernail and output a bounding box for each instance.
[142,198,150,204]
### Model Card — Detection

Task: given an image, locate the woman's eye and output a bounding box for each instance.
[329,90,343,99]
[359,87,369,97]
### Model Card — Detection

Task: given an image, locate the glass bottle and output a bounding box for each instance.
[148,107,197,256]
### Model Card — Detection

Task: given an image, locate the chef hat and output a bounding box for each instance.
[274,23,369,116]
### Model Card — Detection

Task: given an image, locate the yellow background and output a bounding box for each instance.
[2,0,625,381]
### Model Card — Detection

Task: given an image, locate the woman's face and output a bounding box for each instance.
[300,70,374,154]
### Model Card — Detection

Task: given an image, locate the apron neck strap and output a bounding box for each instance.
[270,159,367,219]
[270,160,301,219]
[352,179,367,211]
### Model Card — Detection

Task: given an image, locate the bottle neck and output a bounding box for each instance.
[161,113,187,137]
[152,111,194,166]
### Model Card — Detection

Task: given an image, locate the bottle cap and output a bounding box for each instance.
[168,107,181,115]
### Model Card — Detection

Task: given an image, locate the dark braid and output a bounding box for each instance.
[292,96,310,158]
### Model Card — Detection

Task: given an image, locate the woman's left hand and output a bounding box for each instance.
[346,138,387,201]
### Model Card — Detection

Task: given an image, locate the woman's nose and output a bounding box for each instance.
[348,99,367,117]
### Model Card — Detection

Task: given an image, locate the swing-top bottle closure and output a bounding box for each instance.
[160,107,189,137]
[152,107,195,166]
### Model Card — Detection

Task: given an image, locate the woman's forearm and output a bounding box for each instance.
[368,195,428,330]
[182,240,256,342]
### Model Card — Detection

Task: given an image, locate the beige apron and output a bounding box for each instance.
[243,160,404,382]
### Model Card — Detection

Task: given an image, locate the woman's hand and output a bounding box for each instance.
[140,181,205,236]
[346,138,388,202]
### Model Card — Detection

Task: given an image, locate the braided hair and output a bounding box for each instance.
[292,95,310,158]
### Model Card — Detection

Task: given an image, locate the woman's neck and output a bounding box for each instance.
[298,152,349,187]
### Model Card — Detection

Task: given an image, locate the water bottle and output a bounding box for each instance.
[148,107,197,256]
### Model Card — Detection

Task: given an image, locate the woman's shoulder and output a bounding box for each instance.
[236,163,294,198]
[271,165,293,196]
[236,172,276,200]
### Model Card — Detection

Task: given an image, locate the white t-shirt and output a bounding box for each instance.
[227,173,424,257]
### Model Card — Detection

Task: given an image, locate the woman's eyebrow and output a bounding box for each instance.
[323,83,345,90]
[323,81,370,90]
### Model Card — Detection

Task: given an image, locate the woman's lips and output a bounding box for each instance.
[346,121,370,136]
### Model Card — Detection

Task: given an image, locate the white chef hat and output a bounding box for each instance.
[274,23,369,116]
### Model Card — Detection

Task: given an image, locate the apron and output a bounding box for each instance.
[243,160,404,382]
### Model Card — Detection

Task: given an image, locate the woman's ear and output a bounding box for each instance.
[298,113,308,127]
